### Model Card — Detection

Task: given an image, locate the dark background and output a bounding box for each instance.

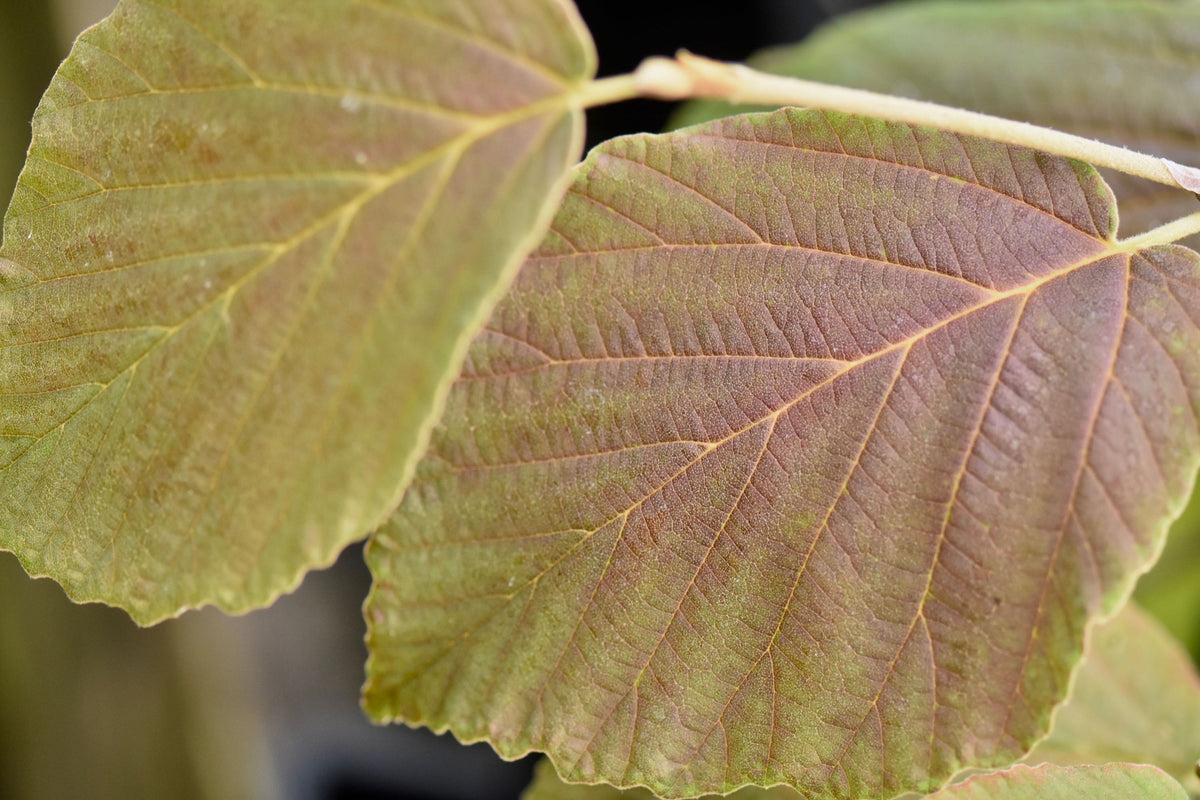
[577,0,833,150]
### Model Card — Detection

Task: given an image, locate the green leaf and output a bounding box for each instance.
[364,108,1200,798]
[0,0,594,623]
[1026,604,1200,788]
[926,764,1187,800]
[1136,494,1200,663]
[672,0,1200,242]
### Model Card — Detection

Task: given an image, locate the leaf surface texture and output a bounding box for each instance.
[365,109,1200,798]
[521,758,799,800]
[520,763,1189,800]
[0,0,594,622]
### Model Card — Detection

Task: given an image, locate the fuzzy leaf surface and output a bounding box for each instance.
[673,0,1200,242]
[365,108,1200,798]
[0,0,594,623]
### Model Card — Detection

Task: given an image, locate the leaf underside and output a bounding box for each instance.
[364,109,1200,798]
[0,0,594,623]
[672,0,1200,244]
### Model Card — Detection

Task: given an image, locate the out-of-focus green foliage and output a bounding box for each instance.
[0,554,264,799]
[1137,499,1200,663]
[0,5,264,796]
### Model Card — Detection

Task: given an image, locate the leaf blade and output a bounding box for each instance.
[0,0,595,623]
[365,109,1200,798]
[520,762,1190,800]
[521,604,1200,799]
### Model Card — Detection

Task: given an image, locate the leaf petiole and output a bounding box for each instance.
[612,51,1199,195]
[572,73,642,110]
[1118,210,1200,251]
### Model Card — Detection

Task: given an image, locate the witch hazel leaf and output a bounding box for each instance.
[519,762,1188,800]
[520,605,1200,800]
[364,108,1200,799]
[0,0,594,624]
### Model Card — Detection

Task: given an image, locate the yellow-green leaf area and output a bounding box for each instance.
[0,0,595,624]
[521,764,1190,800]
[1026,604,1200,790]
[364,108,1200,798]
[927,764,1187,800]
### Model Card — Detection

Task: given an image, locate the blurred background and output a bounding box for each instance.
[1,1,1198,798]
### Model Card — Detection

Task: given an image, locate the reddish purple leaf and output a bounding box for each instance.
[364,109,1200,798]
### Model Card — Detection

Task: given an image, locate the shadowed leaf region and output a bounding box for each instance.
[364,109,1200,798]
[0,0,594,623]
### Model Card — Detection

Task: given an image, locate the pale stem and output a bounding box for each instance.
[614,52,1200,194]
[1117,210,1200,251]
[574,73,642,110]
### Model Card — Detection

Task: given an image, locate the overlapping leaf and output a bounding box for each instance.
[365,108,1200,798]
[923,764,1187,800]
[1028,604,1200,784]
[673,0,1200,242]
[0,0,594,623]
